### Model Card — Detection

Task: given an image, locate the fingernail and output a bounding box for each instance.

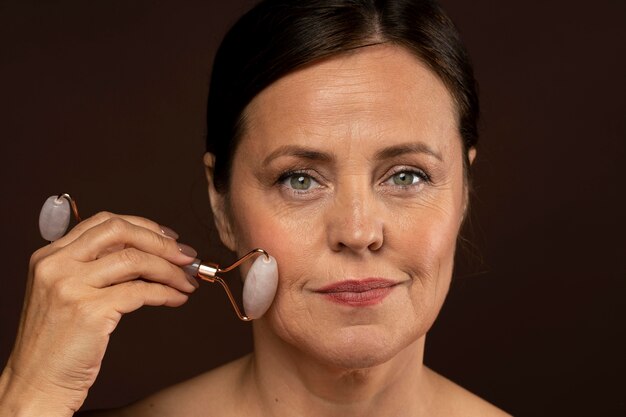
[183,259,201,277]
[186,273,200,288]
[177,243,197,258]
[160,225,179,239]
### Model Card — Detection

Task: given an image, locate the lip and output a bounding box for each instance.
[315,278,398,307]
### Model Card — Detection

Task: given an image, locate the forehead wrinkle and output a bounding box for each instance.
[308,73,394,118]
[241,44,461,165]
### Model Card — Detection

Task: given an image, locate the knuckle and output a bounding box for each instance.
[92,211,114,222]
[151,284,173,303]
[50,277,80,305]
[151,230,171,254]
[31,255,58,284]
[29,247,47,268]
[120,247,143,268]
[126,279,150,300]
[104,217,129,235]
[100,218,134,246]
[127,279,144,292]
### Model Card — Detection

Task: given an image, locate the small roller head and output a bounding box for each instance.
[39,195,71,241]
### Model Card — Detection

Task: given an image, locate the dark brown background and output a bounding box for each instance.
[1,0,624,415]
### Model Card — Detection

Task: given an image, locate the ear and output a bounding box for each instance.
[462,147,478,222]
[203,152,237,252]
[468,146,477,166]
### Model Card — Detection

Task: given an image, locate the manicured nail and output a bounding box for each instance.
[183,260,201,277]
[160,225,179,239]
[177,243,197,258]
[186,273,200,288]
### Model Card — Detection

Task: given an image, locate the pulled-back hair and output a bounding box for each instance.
[207,0,479,192]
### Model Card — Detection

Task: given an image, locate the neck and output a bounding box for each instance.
[241,321,434,417]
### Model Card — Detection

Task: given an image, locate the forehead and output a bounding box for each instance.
[241,44,460,157]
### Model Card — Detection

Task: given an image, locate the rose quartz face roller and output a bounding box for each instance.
[38,193,279,321]
[183,250,278,321]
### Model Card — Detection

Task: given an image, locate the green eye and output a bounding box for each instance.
[392,171,419,186]
[289,174,313,190]
[278,171,321,193]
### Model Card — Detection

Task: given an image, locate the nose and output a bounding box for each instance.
[326,181,384,254]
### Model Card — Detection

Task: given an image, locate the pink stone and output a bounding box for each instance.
[243,254,278,319]
[39,195,71,241]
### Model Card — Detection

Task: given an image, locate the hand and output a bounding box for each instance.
[0,212,199,416]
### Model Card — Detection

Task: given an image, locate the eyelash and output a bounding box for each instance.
[276,170,323,195]
[275,166,432,195]
[382,167,431,188]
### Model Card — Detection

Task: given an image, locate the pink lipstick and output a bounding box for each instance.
[316,278,397,307]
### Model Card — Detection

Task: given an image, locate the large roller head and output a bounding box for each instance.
[243,254,278,319]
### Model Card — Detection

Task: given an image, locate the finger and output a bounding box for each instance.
[51,211,178,249]
[61,217,197,264]
[86,248,199,293]
[103,280,190,314]
[54,211,174,247]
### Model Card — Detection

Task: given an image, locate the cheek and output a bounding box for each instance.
[230,204,321,342]
[388,197,463,312]
[228,195,320,289]
[405,214,458,275]
[392,193,461,261]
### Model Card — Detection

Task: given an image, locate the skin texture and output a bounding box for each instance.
[1,43,508,417]
[114,44,505,416]
[223,44,466,372]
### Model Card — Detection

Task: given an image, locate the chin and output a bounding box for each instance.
[265,284,440,371]
[305,322,421,370]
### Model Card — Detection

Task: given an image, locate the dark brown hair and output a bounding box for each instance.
[206,0,479,192]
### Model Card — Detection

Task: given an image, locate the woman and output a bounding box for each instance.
[0,0,509,415]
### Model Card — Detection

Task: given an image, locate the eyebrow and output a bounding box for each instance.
[375,142,443,162]
[262,141,442,166]
[262,145,334,166]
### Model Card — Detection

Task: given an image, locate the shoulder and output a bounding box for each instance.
[113,354,252,417]
[424,367,512,417]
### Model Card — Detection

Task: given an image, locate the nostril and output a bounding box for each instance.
[368,238,383,252]
[326,195,384,253]
[330,227,384,253]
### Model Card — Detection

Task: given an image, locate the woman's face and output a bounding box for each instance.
[210,45,470,369]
